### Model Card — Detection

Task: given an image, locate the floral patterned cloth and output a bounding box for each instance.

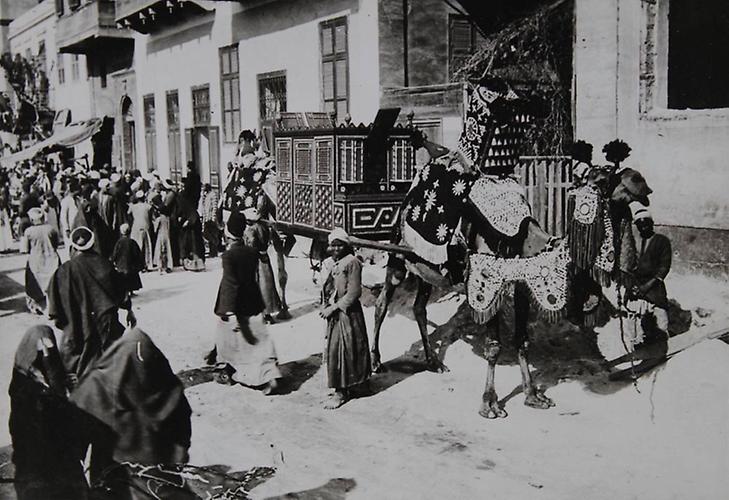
[400,153,476,265]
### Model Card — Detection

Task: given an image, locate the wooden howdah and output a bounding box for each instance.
[273,113,417,241]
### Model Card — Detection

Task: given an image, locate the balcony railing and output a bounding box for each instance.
[56,0,133,54]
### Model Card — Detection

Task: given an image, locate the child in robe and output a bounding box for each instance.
[111,223,144,295]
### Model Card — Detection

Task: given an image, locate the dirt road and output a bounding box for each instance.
[0,243,727,499]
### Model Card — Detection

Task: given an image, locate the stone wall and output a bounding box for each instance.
[574,0,729,274]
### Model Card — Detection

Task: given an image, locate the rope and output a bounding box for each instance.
[617,287,640,393]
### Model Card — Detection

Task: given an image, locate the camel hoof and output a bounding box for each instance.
[478,401,507,419]
[371,352,384,373]
[524,393,553,410]
[427,358,449,373]
[276,309,292,321]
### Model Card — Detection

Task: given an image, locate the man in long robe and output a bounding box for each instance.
[47,226,136,379]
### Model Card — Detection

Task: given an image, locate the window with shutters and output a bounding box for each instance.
[192,85,211,126]
[69,0,81,10]
[71,54,80,81]
[320,17,349,121]
[166,90,183,183]
[57,54,65,85]
[143,94,157,171]
[219,45,241,143]
[55,0,64,16]
[448,15,478,78]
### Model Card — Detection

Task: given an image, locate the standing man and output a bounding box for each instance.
[208,210,281,394]
[47,226,136,380]
[627,205,672,345]
[59,181,80,248]
[201,183,221,258]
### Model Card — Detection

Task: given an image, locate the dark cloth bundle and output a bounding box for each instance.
[9,325,88,500]
[400,154,476,265]
[111,236,144,292]
[71,328,192,465]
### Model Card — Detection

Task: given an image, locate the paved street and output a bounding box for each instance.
[1,242,728,499]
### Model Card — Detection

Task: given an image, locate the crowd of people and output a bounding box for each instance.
[1,128,680,498]
[2,129,374,498]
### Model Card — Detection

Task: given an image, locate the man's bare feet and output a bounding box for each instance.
[323,391,347,409]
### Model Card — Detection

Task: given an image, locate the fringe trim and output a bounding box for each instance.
[568,219,601,271]
[401,221,449,265]
[470,287,507,325]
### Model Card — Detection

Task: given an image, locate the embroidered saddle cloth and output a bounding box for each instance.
[468,176,532,237]
[466,240,570,324]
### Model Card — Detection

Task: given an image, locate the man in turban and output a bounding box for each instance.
[47,226,136,380]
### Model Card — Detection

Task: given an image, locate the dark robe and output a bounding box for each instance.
[47,251,128,378]
[634,232,672,307]
[9,325,88,500]
[214,241,265,320]
[71,328,192,499]
[111,236,144,292]
[72,200,114,259]
[321,254,371,390]
[177,195,205,271]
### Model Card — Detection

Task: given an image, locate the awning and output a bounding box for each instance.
[0,118,103,168]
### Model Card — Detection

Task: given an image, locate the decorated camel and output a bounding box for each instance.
[370,78,656,419]
[221,147,294,320]
[371,77,571,418]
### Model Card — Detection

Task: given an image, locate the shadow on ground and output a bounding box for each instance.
[177,353,322,393]
[264,478,356,500]
[363,277,694,408]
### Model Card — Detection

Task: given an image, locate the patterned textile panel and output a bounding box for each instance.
[333,203,345,228]
[293,184,313,226]
[277,181,292,223]
[349,202,399,233]
[314,184,333,230]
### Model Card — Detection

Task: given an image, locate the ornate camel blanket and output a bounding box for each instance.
[222,155,276,212]
[466,240,570,324]
[400,153,477,265]
[468,176,532,237]
[567,185,614,284]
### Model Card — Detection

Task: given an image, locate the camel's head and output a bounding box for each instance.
[611,168,652,207]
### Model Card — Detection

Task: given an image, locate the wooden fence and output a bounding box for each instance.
[515,156,574,237]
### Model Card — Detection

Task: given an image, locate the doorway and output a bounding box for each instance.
[121,95,136,171]
[185,126,221,191]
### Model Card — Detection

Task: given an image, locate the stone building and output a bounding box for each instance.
[573,0,729,274]
[114,0,477,188]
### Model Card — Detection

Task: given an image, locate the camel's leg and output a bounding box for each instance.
[514,284,555,409]
[372,265,404,372]
[413,278,448,372]
[479,331,507,419]
[274,248,291,320]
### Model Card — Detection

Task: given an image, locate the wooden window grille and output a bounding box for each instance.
[294,140,313,181]
[338,138,363,183]
[258,71,287,121]
[315,138,333,183]
[192,85,210,126]
[276,138,292,180]
[320,17,349,120]
[388,138,415,182]
[219,45,240,143]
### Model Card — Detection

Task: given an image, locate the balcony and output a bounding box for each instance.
[57,0,133,54]
[116,0,218,34]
